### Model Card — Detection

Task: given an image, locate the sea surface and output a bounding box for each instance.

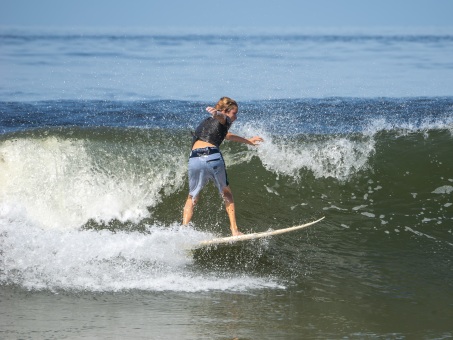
[1,26,453,339]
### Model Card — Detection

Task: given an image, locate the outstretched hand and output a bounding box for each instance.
[248,136,264,146]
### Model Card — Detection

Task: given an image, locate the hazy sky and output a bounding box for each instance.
[1,0,453,29]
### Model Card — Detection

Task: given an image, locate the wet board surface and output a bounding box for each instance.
[197,216,325,247]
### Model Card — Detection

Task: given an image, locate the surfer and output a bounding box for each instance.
[182,97,264,236]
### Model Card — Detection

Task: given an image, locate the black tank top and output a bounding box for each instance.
[192,117,232,148]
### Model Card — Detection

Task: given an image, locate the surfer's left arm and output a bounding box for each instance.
[226,133,264,146]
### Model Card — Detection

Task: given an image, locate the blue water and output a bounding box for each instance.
[1,26,453,339]
[1,27,453,101]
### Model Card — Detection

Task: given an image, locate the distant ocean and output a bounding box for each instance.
[1,26,452,339]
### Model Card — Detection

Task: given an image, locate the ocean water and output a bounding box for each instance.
[1,26,453,339]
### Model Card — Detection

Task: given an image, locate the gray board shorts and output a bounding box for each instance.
[188,147,229,199]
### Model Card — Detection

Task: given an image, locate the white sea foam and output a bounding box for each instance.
[253,132,375,181]
[0,136,185,230]
[237,119,378,181]
[364,116,453,137]
[0,215,282,292]
[432,185,453,194]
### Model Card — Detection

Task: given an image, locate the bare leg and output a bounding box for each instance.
[183,195,198,225]
[222,186,243,236]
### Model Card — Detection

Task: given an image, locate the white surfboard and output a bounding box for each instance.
[197,216,325,247]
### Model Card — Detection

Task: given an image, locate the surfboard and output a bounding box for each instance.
[197,216,325,247]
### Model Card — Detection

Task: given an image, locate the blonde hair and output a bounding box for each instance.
[214,97,238,113]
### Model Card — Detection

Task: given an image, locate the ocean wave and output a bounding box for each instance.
[1,123,452,293]
[1,124,451,230]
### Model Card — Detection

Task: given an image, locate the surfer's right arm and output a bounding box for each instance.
[206,106,227,124]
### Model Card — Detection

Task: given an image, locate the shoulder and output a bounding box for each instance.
[209,115,230,127]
